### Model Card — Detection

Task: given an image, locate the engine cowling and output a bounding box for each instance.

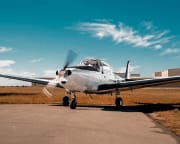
[65,70,72,76]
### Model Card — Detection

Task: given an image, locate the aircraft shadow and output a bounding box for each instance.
[50,103,180,113]
[102,103,179,113]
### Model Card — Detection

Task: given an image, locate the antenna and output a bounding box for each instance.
[125,60,130,80]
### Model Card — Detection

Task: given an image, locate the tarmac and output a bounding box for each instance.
[0,104,179,144]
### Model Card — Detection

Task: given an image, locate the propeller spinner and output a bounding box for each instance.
[56,50,77,83]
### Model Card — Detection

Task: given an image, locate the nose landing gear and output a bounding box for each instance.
[62,92,77,109]
[62,96,69,106]
[70,95,77,109]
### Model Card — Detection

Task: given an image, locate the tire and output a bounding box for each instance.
[115,97,123,108]
[70,99,77,109]
[62,96,69,106]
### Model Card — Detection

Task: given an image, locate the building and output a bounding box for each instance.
[155,72,162,77]
[114,73,141,78]
[154,68,180,87]
[155,68,180,78]
[168,68,180,77]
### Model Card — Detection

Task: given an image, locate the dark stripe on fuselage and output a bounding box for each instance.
[68,66,99,72]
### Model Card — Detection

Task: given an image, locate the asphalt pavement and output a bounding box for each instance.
[0,104,179,144]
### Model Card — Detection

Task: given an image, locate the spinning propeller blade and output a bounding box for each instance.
[63,50,77,70]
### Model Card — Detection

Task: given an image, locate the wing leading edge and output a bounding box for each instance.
[98,76,180,91]
[0,74,63,88]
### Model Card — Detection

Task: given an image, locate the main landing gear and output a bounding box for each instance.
[62,92,77,109]
[115,90,123,108]
[62,90,123,109]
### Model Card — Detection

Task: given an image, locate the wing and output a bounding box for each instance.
[0,73,63,88]
[98,76,180,91]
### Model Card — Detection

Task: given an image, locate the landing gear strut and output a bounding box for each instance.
[62,92,77,109]
[115,89,123,108]
[70,96,77,109]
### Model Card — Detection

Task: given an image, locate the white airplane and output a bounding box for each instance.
[0,50,180,109]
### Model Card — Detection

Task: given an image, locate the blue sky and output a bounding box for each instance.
[0,0,180,85]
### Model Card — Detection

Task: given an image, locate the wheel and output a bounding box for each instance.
[70,98,77,109]
[115,97,123,108]
[62,96,69,106]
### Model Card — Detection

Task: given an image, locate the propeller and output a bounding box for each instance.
[56,49,77,81]
[43,50,78,98]
[63,49,78,70]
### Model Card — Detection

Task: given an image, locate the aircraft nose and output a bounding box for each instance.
[60,77,67,85]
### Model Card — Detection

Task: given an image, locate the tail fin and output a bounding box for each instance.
[125,60,130,80]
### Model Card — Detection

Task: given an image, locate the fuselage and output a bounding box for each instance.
[58,58,124,93]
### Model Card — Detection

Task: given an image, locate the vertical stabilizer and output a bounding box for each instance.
[125,60,130,80]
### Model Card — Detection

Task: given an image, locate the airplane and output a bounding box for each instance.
[0,50,180,109]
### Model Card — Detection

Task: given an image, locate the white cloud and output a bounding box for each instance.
[0,68,14,74]
[154,44,162,49]
[0,68,36,77]
[93,19,113,23]
[0,77,32,86]
[0,58,38,86]
[155,30,169,39]
[142,21,153,30]
[43,69,55,77]
[0,60,15,67]
[118,65,140,73]
[18,71,37,77]
[0,68,36,86]
[78,21,171,48]
[30,58,44,63]
[160,48,180,56]
[96,32,105,38]
[0,46,12,53]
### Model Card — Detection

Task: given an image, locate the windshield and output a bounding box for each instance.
[81,58,107,66]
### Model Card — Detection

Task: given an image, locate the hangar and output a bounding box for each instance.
[154,68,180,87]
[155,68,180,78]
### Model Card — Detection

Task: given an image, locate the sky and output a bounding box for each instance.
[0,0,180,85]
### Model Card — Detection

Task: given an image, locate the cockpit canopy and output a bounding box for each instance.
[79,58,110,70]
